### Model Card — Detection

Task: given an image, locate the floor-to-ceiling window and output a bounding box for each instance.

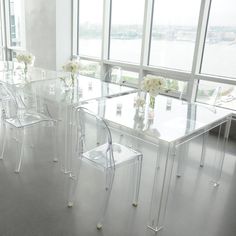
[196,0,236,110]
[73,0,236,111]
[8,0,25,48]
[149,0,201,71]
[0,0,25,60]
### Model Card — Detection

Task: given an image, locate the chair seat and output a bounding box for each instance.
[82,143,141,169]
[5,111,55,128]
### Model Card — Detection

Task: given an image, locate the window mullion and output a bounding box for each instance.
[72,0,78,57]
[187,0,212,102]
[100,0,111,80]
[139,0,154,86]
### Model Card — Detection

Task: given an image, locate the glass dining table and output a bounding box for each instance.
[0,66,232,234]
[80,92,232,234]
[18,74,137,173]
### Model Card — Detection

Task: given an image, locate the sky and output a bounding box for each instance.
[79,0,236,27]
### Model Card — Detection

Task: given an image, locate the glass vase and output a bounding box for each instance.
[149,95,156,109]
[71,73,75,88]
[23,63,29,83]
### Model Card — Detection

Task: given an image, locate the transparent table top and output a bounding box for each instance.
[0,61,21,71]
[23,75,136,106]
[0,66,61,85]
[81,92,232,144]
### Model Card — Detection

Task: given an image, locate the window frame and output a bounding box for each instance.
[73,0,236,109]
[0,0,26,60]
[5,0,26,50]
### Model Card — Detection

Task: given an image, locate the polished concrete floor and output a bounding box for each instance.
[0,125,236,236]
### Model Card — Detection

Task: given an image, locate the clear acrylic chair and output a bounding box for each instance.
[104,66,126,85]
[0,82,58,173]
[176,85,222,177]
[67,107,143,230]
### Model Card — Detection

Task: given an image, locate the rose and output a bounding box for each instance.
[141,75,165,97]
[16,52,35,65]
[134,98,145,107]
[62,60,80,73]
[62,60,80,87]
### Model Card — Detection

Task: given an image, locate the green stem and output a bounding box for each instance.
[149,96,155,109]
[24,63,28,82]
[71,73,75,87]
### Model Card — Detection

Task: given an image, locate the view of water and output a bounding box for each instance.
[80,38,236,77]
[79,38,236,110]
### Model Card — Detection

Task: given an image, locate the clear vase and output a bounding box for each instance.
[23,63,29,83]
[71,73,75,88]
[149,95,156,109]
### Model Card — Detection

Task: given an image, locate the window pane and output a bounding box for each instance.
[196,80,236,110]
[110,68,139,85]
[0,15,4,60]
[79,60,101,78]
[146,74,187,98]
[9,0,25,47]
[201,0,236,78]
[149,0,201,71]
[109,0,145,63]
[78,0,103,57]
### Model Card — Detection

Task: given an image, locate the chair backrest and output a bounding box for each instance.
[197,84,222,107]
[178,82,187,100]
[28,67,61,81]
[208,86,222,106]
[104,66,125,85]
[75,107,115,168]
[0,82,27,119]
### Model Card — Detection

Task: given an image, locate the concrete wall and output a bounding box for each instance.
[25,0,56,70]
[56,0,72,70]
[24,0,72,70]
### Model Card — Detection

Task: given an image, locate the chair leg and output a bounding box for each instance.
[155,144,162,169]
[0,122,7,160]
[96,168,115,230]
[52,122,59,162]
[29,127,35,149]
[67,158,82,207]
[132,155,143,207]
[176,145,185,178]
[15,128,25,173]
[200,132,208,168]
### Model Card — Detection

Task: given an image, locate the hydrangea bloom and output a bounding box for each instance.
[141,75,165,97]
[62,60,80,73]
[16,52,35,65]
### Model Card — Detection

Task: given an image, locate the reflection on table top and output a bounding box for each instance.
[0,61,20,71]
[0,66,64,85]
[23,75,136,105]
[81,92,232,144]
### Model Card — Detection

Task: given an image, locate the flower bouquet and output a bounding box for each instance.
[141,75,165,109]
[62,60,80,88]
[16,52,35,83]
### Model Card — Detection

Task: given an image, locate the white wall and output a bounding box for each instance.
[56,0,72,70]
[24,0,72,70]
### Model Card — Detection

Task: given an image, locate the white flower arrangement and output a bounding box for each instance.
[141,75,165,97]
[62,60,80,74]
[134,97,146,107]
[62,60,80,88]
[16,52,35,83]
[16,52,35,66]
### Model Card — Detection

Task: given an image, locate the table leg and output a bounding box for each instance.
[212,117,231,186]
[62,105,72,174]
[176,144,186,178]
[200,131,209,168]
[147,143,175,234]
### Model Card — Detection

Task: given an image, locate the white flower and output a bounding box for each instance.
[141,75,165,97]
[16,52,35,65]
[134,97,145,107]
[62,60,80,74]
